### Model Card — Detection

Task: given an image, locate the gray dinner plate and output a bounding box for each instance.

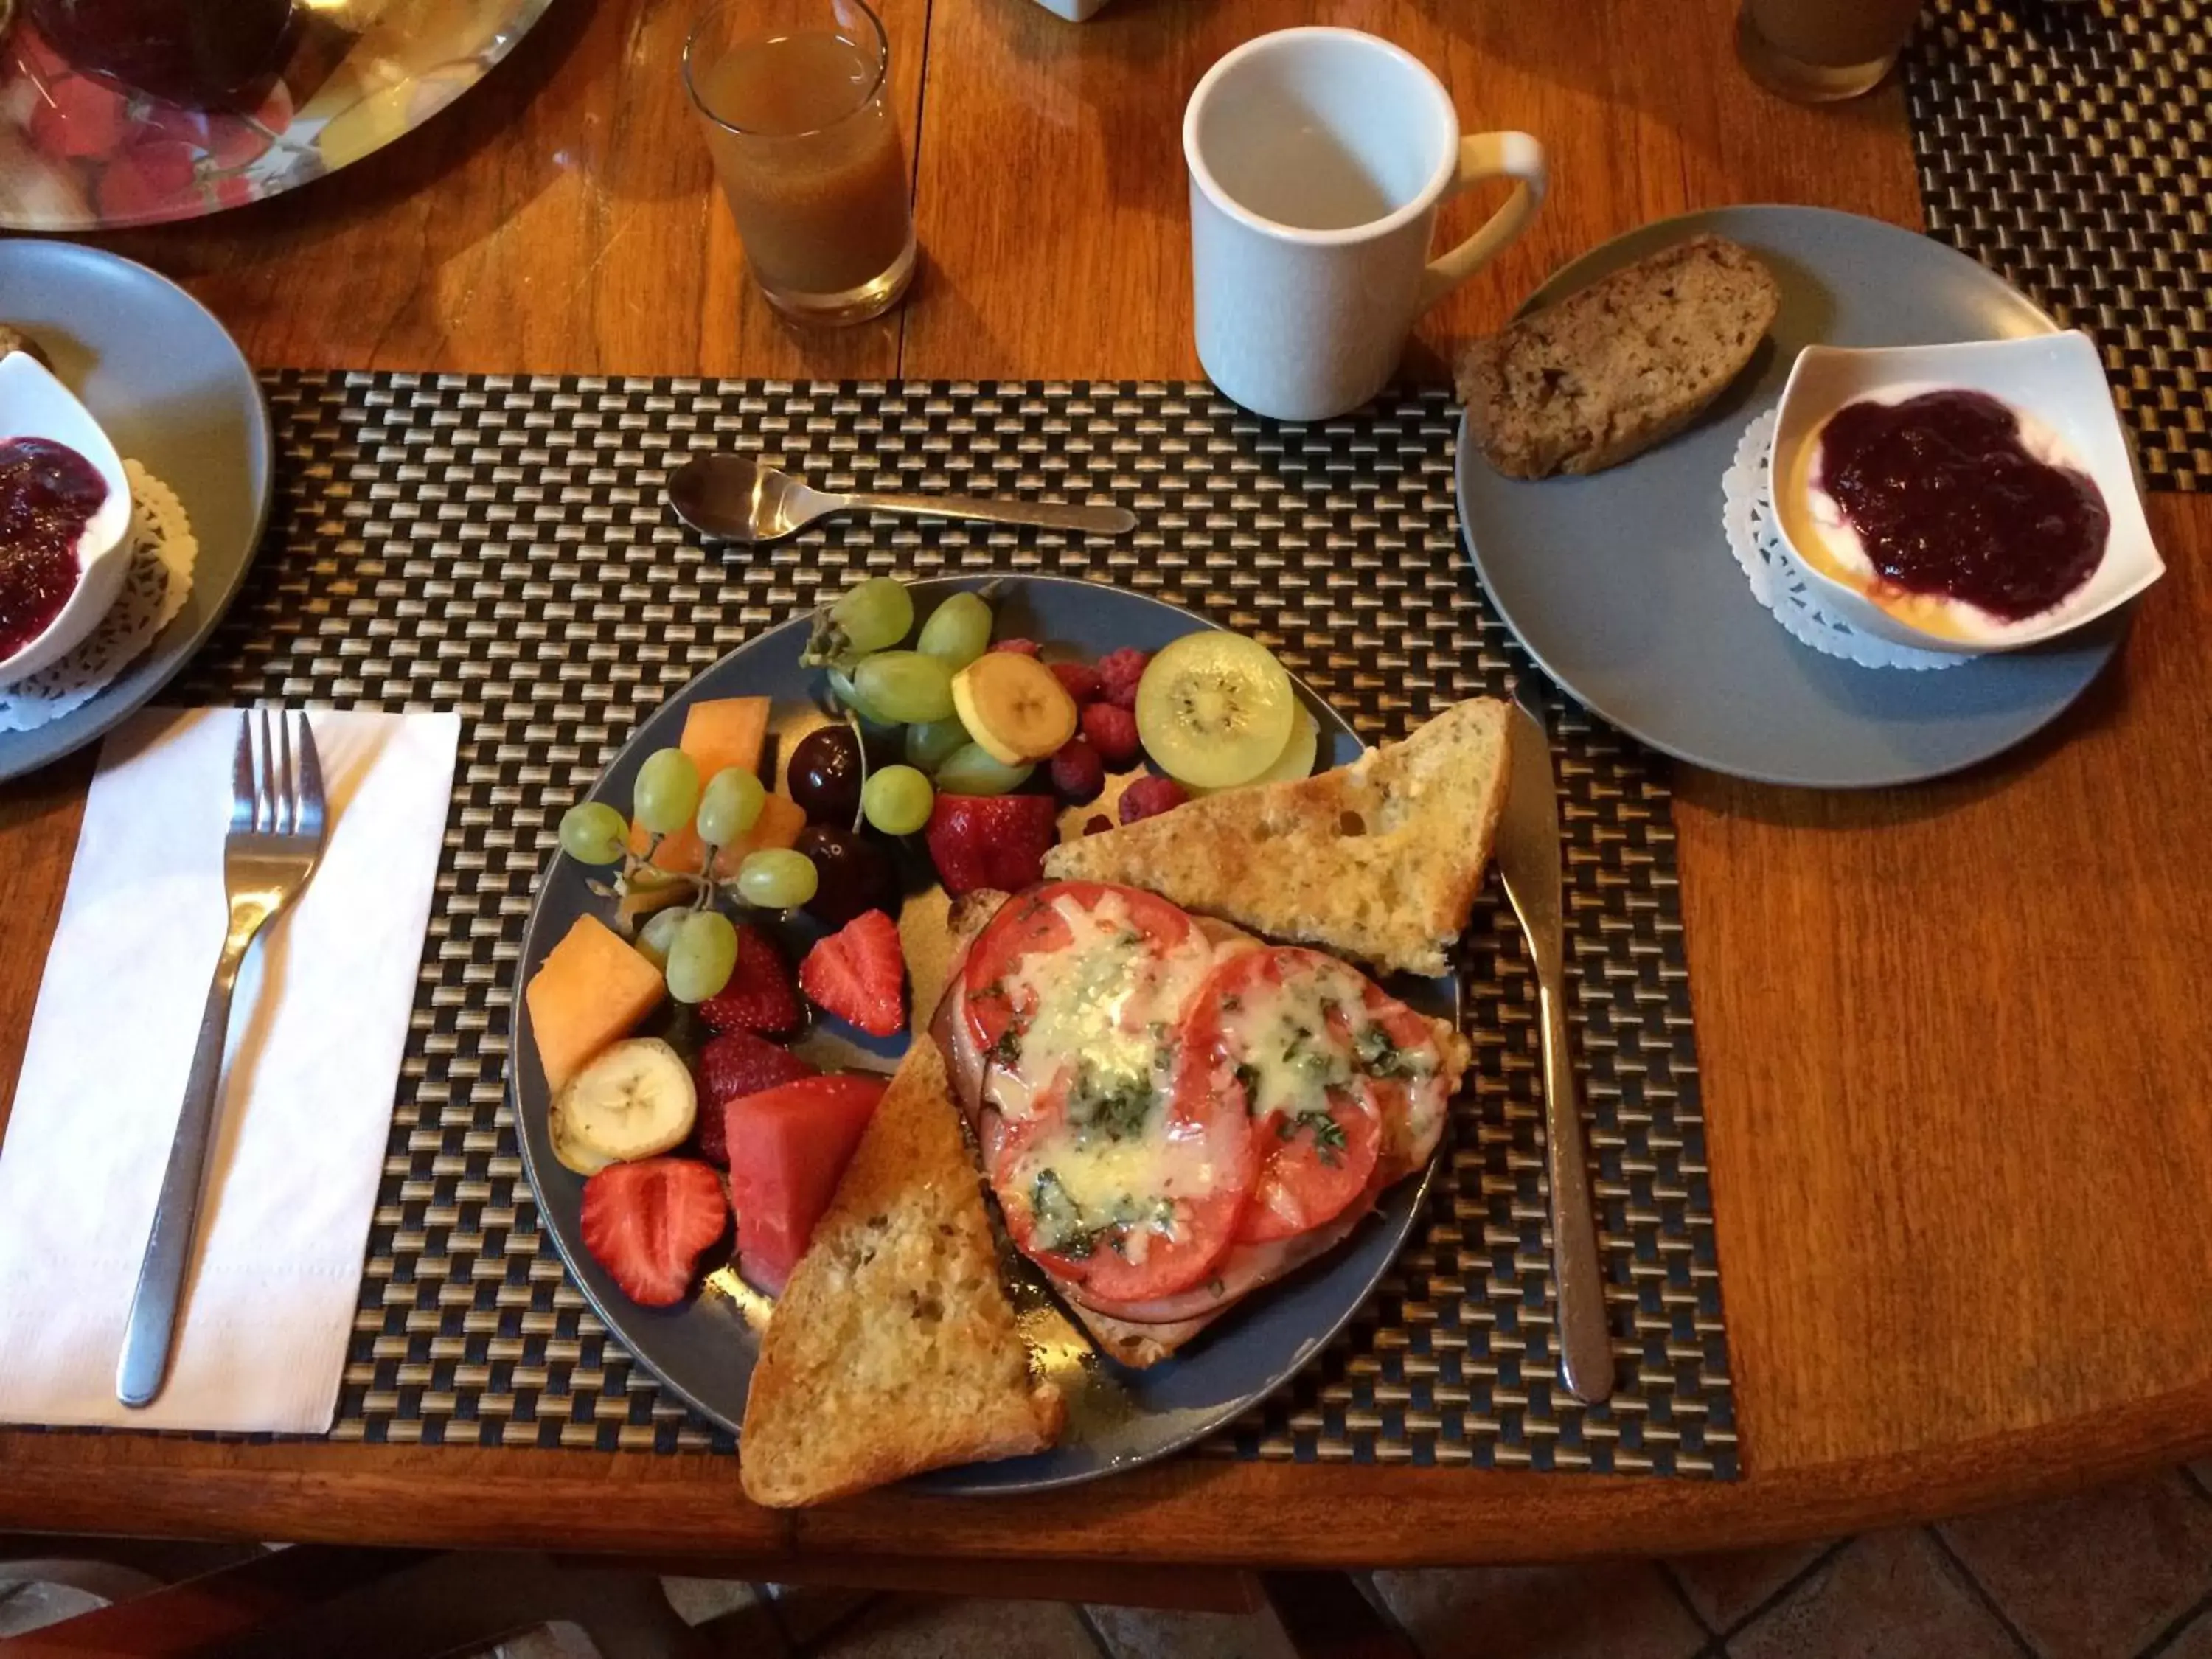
[0,240,272,782]
[1455,204,2126,788]
[510,575,1453,1494]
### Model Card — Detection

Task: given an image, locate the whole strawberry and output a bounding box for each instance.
[925,793,1060,894]
[691,1031,818,1166]
[698,925,802,1037]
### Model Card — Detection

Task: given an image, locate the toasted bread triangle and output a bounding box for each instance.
[738,1040,1064,1507]
[1043,698,1512,977]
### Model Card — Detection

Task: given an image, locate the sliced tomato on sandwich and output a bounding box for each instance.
[1178,947,1450,1245]
[964,881,1255,1302]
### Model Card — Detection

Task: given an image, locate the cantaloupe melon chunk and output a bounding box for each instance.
[526,914,666,1093]
[626,696,773,874]
[710,790,806,877]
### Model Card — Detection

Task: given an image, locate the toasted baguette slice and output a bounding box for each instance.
[1043,698,1510,978]
[739,1038,1064,1507]
[1456,234,1779,479]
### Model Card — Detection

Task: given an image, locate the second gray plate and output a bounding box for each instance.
[1455,205,2124,789]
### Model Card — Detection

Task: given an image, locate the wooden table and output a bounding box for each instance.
[4,0,2211,1572]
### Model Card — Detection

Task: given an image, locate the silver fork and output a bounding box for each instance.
[117,709,328,1409]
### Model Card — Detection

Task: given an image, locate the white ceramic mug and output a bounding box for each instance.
[1184,28,1547,422]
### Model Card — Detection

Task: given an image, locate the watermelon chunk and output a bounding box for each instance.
[726,1073,888,1295]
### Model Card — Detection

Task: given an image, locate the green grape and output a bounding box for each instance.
[862,765,935,835]
[633,748,701,837]
[557,801,628,865]
[634,905,689,971]
[695,766,765,846]
[934,742,1034,796]
[830,576,914,656]
[827,665,894,726]
[916,591,994,669]
[852,650,955,724]
[664,910,740,1003]
[737,847,820,909]
[905,715,971,773]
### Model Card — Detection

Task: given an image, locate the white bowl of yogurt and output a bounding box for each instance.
[0,349,133,684]
[1769,333,2163,654]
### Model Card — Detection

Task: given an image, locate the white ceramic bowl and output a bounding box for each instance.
[1769,333,2163,654]
[0,350,133,683]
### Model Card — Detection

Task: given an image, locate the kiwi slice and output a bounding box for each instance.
[1135,632,1297,789]
[1190,703,1319,796]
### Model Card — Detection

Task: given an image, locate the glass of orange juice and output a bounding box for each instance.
[683,0,917,324]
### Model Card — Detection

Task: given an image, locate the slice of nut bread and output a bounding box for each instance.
[1457,234,1779,479]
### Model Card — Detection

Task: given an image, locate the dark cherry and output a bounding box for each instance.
[793,825,898,928]
[1818,389,2109,622]
[787,726,865,826]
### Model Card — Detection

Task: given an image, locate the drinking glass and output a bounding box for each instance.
[683,0,917,324]
[1735,0,1920,102]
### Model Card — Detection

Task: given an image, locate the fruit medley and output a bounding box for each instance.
[524,577,1314,1315]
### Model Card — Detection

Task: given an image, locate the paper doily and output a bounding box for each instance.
[0,460,198,731]
[1722,408,1969,672]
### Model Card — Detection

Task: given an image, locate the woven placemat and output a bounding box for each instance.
[168,373,1735,1478]
[1905,0,2211,489]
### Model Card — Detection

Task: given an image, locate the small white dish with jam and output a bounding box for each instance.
[1770,333,2162,655]
[0,350,133,684]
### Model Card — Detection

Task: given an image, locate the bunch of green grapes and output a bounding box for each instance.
[554,748,818,1003]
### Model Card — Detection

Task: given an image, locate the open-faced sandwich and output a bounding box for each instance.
[520,576,1515,1505]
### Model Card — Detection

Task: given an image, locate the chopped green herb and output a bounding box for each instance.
[1065,1062,1155,1144]
[987,1020,1023,1066]
[1030,1170,1093,1256]
[1354,1023,1430,1079]
[1281,1109,1349,1166]
[1220,993,1242,1013]
[1234,1061,1262,1105]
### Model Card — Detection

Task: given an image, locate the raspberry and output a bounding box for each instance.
[1048,740,1105,803]
[1083,815,1113,836]
[1080,702,1141,766]
[1094,647,1150,709]
[990,638,1040,658]
[1048,660,1103,704]
[1119,775,1189,824]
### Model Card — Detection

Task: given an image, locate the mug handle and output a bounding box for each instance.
[1417,131,1548,313]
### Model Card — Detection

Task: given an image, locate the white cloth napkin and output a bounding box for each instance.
[0,706,459,1432]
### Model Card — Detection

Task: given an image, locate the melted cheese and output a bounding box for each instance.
[1217,963,1358,1124]
[987,889,1220,1251]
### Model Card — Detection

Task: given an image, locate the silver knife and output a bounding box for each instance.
[1495,681,1613,1405]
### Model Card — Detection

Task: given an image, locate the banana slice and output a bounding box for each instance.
[549,1099,617,1177]
[950,653,1078,765]
[552,1037,697,1166]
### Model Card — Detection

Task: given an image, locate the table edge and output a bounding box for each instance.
[5,1374,2211,1564]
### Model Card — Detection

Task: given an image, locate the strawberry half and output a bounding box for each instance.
[924,793,1061,895]
[579,1157,728,1307]
[799,909,907,1037]
[692,1030,819,1166]
[698,925,802,1037]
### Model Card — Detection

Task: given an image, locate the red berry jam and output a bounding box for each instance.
[0,437,108,664]
[1817,389,2108,622]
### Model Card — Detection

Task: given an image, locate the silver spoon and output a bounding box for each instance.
[667,453,1138,547]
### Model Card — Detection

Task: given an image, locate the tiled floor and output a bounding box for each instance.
[10,1467,2212,1657]
[774,1466,2212,1659]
